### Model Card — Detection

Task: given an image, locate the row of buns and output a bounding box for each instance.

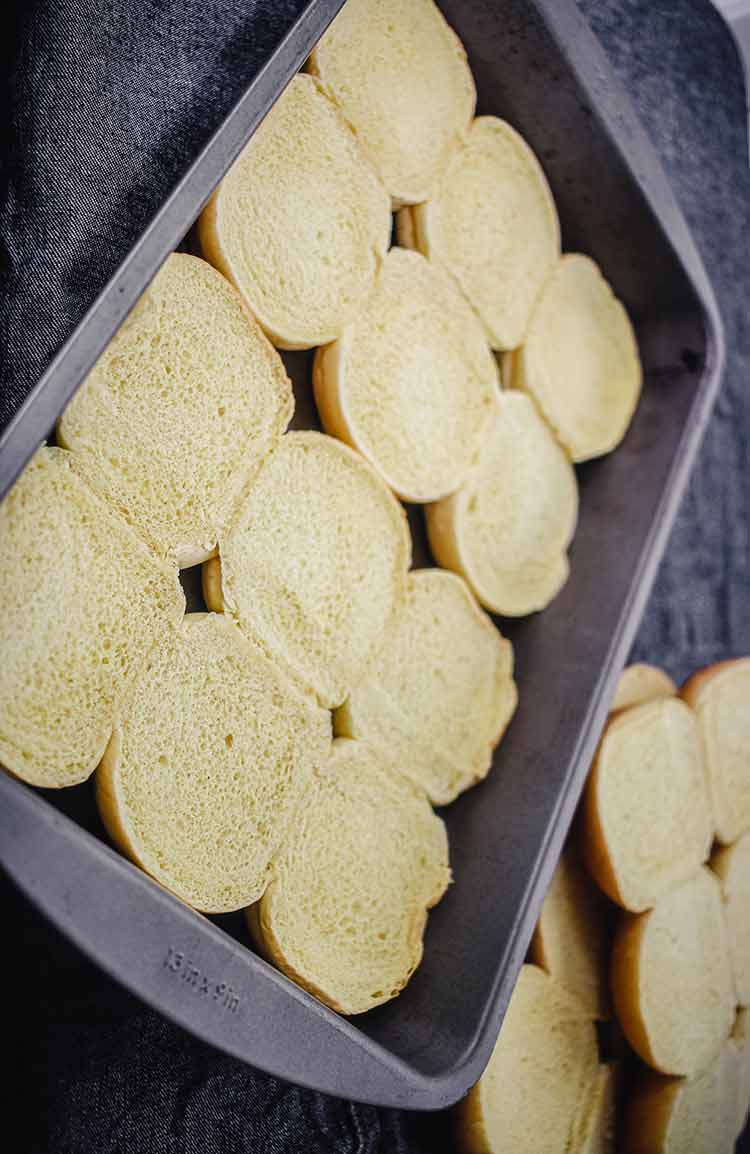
[47,0,643,642]
[461,660,750,1153]
[54,0,643,634]
[1,0,644,1017]
[0,439,518,1013]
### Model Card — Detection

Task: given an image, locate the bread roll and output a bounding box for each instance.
[507,254,642,462]
[198,73,391,349]
[455,965,599,1154]
[425,392,578,616]
[313,247,501,503]
[729,1008,750,1140]
[96,613,331,913]
[611,868,735,1077]
[0,447,184,788]
[682,658,750,844]
[57,254,293,567]
[398,117,560,350]
[611,664,677,713]
[248,738,450,1015]
[530,848,612,1019]
[711,833,750,1005]
[622,1046,739,1154]
[308,0,475,205]
[577,1064,617,1154]
[204,432,410,709]
[581,698,713,911]
[336,569,517,805]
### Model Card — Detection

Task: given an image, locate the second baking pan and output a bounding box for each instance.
[0,0,724,1110]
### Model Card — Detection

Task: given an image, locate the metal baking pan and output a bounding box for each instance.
[0,0,724,1110]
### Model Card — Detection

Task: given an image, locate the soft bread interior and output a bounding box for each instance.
[197,73,391,349]
[622,1046,739,1154]
[399,116,560,350]
[96,613,331,913]
[313,247,501,503]
[577,1064,617,1154]
[336,568,517,805]
[530,848,612,1019]
[729,1008,750,1140]
[210,432,411,709]
[57,253,294,567]
[308,0,475,205]
[248,738,450,1015]
[581,697,713,911]
[455,965,599,1154]
[682,659,750,844]
[426,392,578,616]
[512,254,642,462]
[611,664,677,713]
[0,447,184,788]
[711,832,750,1005]
[610,868,736,1077]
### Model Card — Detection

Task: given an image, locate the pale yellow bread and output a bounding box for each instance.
[507,254,642,462]
[397,116,560,350]
[247,738,450,1015]
[682,658,750,845]
[577,1064,618,1154]
[335,569,517,805]
[313,247,501,503]
[622,1046,739,1154]
[455,965,599,1154]
[611,664,677,713]
[729,1008,750,1139]
[425,392,578,616]
[711,832,750,1005]
[204,432,411,709]
[197,73,391,349]
[57,253,293,567]
[0,447,184,788]
[530,848,612,1019]
[308,0,475,206]
[610,868,736,1077]
[581,697,713,912]
[96,613,331,913]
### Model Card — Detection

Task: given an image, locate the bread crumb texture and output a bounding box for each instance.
[729,1008,750,1140]
[577,1064,617,1154]
[611,868,735,1077]
[96,613,331,913]
[337,568,516,804]
[197,73,391,349]
[314,247,500,503]
[0,447,184,788]
[711,832,750,1005]
[456,965,599,1154]
[426,391,578,616]
[611,664,677,713]
[308,0,475,205]
[249,738,450,1015]
[582,697,713,911]
[213,432,411,709]
[530,847,612,1019]
[683,658,750,844]
[622,1045,739,1154]
[57,254,294,567]
[403,116,560,350]
[511,254,642,462]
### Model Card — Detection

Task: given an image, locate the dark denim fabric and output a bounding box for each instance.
[2,0,749,1151]
[0,0,313,428]
[579,0,750,684]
